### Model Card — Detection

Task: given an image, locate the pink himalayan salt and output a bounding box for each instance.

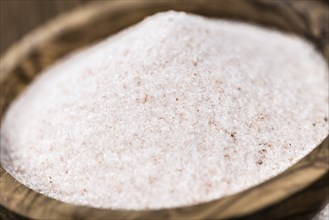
[1,11,328,210]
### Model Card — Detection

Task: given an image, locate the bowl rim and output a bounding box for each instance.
[0,1,328,219]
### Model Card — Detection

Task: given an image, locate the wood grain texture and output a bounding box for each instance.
[0,0,328,219]
[0,0,91,55]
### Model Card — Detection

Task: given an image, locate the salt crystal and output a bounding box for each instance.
[313,204,329,220]
[1,11,328,210]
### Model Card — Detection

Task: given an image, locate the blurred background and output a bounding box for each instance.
[1,0,328,55]
[0,0,93,54]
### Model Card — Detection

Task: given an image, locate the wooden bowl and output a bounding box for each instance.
[0,1,328,219]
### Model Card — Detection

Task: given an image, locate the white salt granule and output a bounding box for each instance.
[1,11,328,210]
[313,204,329,220]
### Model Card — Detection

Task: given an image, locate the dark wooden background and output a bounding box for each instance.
[0,0,94,55]
[1,0,328,55]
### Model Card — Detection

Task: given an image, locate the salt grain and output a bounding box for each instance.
[313,204,329,220]
[1,11,328,210]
